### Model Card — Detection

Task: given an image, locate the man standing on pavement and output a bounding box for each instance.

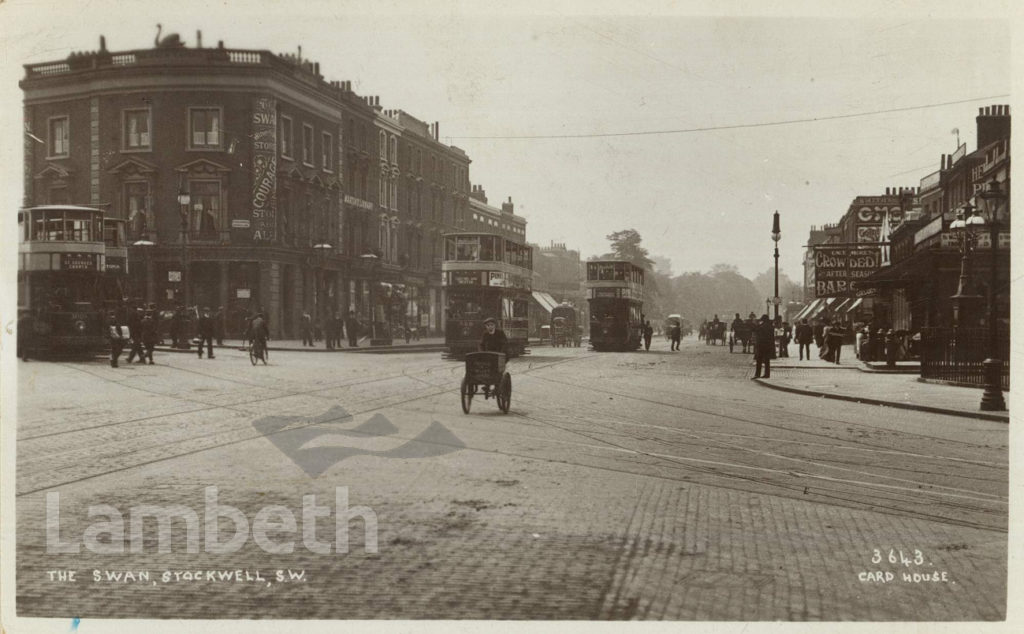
[795,318,813,361]
[669,319,681,351]
[642,320,653,351]
[301,309,314,347]
[141,310,157,364]
[107,311,128,368]
[827,320,845,365]
[214,305,225,346]
[812,318,825,351]
[345,310,361,348]
[752,314,774,379]
[126,307,145,364]
[197,307,215,359]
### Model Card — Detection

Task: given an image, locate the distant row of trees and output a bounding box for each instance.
[599,229,802,326]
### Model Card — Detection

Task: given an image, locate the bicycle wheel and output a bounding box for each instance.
[261,344,268,365]
[249,343,257,365]
[497,373,511,413]
[460,377,473,414]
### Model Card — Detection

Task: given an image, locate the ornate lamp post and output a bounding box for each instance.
[771,211,781,321]
[313,242,333,329]
[948,204,982,330]
[360,252,380,342]
[175,187,192,349]
[177,187,191,306]
[131,235,155,305]
[973,177,1007,411]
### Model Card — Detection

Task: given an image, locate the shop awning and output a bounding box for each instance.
[843,298,863,313]
[792,300,818,322]
[531,291,559,313]
[807,299,829,320]
[831,298,851,313]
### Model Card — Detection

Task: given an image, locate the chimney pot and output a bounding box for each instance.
[197,30,203,48]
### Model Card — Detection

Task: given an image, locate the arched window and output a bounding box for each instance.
[379,130,387,160]
[389,135,397,165]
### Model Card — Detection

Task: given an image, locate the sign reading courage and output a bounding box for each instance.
[251,96,277,242]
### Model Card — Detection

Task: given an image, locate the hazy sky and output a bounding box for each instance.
[0,0,1013,281]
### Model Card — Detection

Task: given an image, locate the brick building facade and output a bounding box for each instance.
[21,34,489,339]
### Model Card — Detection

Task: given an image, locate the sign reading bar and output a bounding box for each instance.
[61,253,96,271]
[814,246,880,298]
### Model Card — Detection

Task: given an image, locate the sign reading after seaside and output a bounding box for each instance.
[251,96,277,242]
[813,246,881,298]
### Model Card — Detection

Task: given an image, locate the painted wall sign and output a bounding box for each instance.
[813,246,881,297]
[251,96,277,242]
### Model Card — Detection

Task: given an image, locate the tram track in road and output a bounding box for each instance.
[493,407,1006,533]
[20,356,462,442]
[523,370,1006,454]
[14,352,598,496]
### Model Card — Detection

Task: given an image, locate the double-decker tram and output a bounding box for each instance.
[585,260,644,351]
[442,233,532,358]
[18,205,112,355]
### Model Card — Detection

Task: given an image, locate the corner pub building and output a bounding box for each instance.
[20,32,484,339]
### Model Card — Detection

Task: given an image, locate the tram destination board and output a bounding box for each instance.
[61,253,97,271]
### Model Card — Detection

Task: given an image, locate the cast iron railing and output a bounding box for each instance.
[919,326,1009,390]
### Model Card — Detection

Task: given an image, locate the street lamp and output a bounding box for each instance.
[948,204,982,329]
[973,177,1007,411]
[313,242,333,331]
[131,235,154,305]
[360,253,380,342]
[176,187,191,350]
[771,211,781,321]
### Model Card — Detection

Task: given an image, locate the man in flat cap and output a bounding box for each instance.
[479,317,507,354]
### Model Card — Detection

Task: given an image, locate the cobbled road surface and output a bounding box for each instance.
[15,337,1007,620]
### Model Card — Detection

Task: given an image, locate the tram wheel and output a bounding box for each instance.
[460,377,473,414]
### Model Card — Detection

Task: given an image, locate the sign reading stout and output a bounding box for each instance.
[813,246,880,297]
[251,96,277,242]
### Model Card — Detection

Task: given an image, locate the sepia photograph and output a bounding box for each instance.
[0,1,1018,632]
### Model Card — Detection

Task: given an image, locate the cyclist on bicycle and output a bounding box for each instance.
[247,312,269,352]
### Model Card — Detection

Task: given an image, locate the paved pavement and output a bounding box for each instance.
[742,344,1010,422]
[158,336,448,353]
[13,336,1008,622]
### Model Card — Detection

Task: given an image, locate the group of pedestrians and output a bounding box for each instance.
[109,305,158,367]
[301,310,369,349]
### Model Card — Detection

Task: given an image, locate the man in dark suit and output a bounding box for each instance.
[345,310,361,348]
[108,311,128,368]
[753,314,774,379]
[126,307,146,363]
[197,307,215,359]
[795,318,813,360]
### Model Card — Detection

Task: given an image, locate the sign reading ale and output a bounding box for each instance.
[814,246,880,297]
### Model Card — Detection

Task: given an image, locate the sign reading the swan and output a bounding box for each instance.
[813,246,881,298]
[251,96,277,242]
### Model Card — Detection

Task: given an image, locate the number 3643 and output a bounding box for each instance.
[872,548,924,566]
